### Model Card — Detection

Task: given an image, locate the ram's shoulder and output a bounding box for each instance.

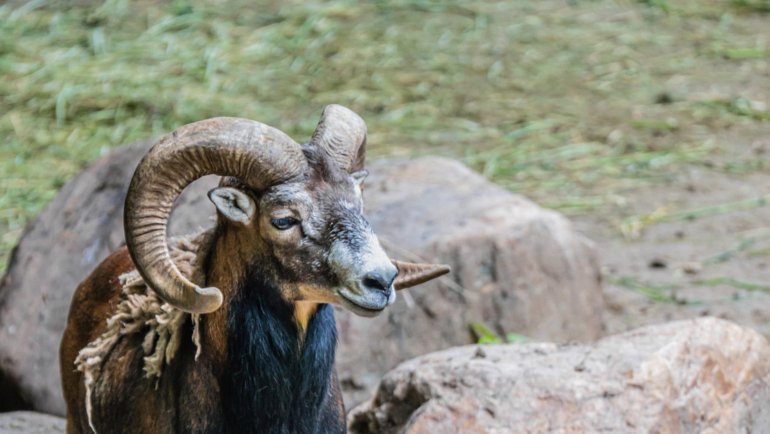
[63,247,134,350]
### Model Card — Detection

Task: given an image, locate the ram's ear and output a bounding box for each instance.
[391,260,451,290]
[208,187,256,224]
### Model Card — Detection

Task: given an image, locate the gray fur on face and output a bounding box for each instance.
[251,147,396,314]
[327,206,393,285]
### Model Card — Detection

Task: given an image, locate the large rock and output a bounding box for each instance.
[349,317,770,433]
[335,157,604,406]
[0,412,65,434]
[0,143,603,415]
[0,140,150,415]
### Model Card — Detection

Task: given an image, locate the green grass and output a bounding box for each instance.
[731,0,770,13]
[608,275,698,305]
[696,276,770,293]
[621,194,770,238]
[610,274,770,305]
[1,0,769,272]
[470,321,529,345]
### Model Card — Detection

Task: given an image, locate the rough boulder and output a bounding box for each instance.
[0,412,65,434]
[349,317,770,434]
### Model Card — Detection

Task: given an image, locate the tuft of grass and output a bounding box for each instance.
[621,194,770,238]
[608,276,698,305]
[469,322,529,345]
[698,98,770,121]
[731,0,770,13]
[702,228,770,264]
[638,0,672,13]
[719,47,768,60]
[610,274,770,305]
[696,277,770,293]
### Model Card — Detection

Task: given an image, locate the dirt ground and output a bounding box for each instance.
[577,157,770,338]
[570,5,770,338]
[513,2,770,340]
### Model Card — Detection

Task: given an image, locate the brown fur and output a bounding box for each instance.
[61,247,346,434]
[71,235,206,432]
[60,247,134,433]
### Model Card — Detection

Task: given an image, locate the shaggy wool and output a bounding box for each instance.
[74,233,209,432]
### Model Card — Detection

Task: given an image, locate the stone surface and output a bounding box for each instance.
[335,157,604,407]
[0,142,603,415]
[0,412,65,434]
[349,317,770,434]
[0,140,150,415]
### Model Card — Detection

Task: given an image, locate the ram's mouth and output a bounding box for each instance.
[336,287,390,318]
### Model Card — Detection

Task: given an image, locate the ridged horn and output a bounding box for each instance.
[310,104,367,172]
[124,117,307,314]
[392,260,451,290]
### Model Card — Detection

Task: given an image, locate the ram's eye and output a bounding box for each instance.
[270,217,299,230]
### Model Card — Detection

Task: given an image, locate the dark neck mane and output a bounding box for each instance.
[220,272,337,434]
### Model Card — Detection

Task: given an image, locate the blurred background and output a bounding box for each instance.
[1,0,769,332]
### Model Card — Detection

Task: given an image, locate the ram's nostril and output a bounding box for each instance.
[362,275,386,292]
[362,271,395,293]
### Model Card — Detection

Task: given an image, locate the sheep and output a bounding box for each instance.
[59,105,450,434]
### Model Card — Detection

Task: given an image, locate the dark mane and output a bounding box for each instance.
[221,269,338,434]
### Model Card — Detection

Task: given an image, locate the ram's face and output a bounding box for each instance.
[210,149,398,317]
[124,105,449,316]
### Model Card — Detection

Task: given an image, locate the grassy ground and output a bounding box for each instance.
[1,0,769,273]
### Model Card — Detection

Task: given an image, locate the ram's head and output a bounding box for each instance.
[124,105,449,316]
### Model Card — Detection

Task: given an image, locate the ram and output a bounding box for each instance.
[59,105,449,434]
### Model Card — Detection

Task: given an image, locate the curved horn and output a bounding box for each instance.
[392,260,451,290]
[310,104,367,172]
[125,117,307,314]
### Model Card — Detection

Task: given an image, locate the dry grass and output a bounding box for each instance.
[1,0,769,272]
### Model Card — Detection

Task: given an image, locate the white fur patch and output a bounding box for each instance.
[329,231,394,291]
